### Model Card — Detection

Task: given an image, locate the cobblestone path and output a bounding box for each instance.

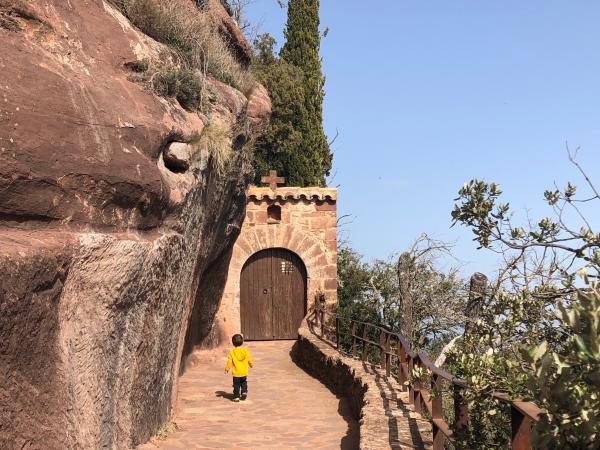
[139,341,359,450]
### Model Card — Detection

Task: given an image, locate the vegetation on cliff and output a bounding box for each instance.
[252,0,332,187]
[112,0,253,111]
[123,0,333,186]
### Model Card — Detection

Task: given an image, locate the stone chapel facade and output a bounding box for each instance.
[215,172,337,341]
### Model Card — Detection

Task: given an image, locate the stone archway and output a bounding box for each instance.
[211,183,338,346]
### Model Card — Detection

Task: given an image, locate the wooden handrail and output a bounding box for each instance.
[492,392,544,449]
[493,392,544,422]
[417,350,467,386]
[309,305,544,450]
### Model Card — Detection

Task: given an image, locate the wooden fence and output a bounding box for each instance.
[310,275,544,450]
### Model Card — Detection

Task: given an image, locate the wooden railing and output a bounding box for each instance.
[310,304,544,450]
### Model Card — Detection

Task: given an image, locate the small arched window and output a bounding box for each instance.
[267,205,282,222]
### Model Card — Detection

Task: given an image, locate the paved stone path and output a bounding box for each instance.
[139,341,358,449]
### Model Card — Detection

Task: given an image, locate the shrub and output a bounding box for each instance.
[199,124,233,175]
[127,60,208,112]
[112,0,253,92]
[527,282,600,449]
[155,421,178,440]
[450,156,599,447]
[152,66,204,110]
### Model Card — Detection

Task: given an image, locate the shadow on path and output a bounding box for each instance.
[338,398,360,450]
[289,347,361,450]
[364,363,427,450]
[214,390,234,401]
[298,325,432,449]
[141,341,363,449]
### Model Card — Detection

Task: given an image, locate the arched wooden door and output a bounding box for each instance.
[240,248,307,340]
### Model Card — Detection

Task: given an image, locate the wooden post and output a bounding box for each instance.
[362,324,368,362]
[511,406,533,450]
[465,272,488,336]
[351,321,357,357]
[397,342,408,391]
[412,358,423,414]
[408,356,416,406]
[431,374,444,450]
[413,370,423,414]
[397,252,413,343]
[320,307,325,338]
[335,316,340,349]
[385,334,391,377]
[379,331,386,368]
[454,385,469,444]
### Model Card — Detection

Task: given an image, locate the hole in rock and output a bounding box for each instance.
[163,142,191,173]
[163,156,189,173]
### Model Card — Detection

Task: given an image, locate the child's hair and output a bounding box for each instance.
[232,334,244,347]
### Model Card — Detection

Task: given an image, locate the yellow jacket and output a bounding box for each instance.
[225,347,254,377]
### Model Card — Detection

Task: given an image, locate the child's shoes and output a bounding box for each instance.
[241,393,247,401]
[233,397,240,403]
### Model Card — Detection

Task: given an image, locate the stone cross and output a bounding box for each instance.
[261,170,285,190]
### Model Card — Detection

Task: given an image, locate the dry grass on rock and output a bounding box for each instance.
[128,59,208,111]
[198,124,233,175]
[113,0,254,109]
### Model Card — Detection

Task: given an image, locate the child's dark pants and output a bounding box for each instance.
[232,376,247,399]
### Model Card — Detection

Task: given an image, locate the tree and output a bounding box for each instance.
[449,150,600,448]
[394,235,466,352]
[336,243,379,324]
[251,0,331,187]
[451,150,599,289]
[251,29,331,186]
[527,282,600,449]
[221,0,260,41]
[280,0,331,186]
[252,34,310,186]
[336,236,466,356]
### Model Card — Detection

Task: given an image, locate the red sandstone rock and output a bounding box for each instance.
[247,84,272,130]
[0,1,270,448]
[203,0,253,67]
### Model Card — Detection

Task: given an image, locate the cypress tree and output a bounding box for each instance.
[280,0,331,187]
[251,1,331,187]
[252,34,308,186]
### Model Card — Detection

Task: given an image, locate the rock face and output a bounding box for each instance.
[203,0,253,67]
[0,1,270,449]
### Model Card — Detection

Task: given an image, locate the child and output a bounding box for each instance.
[224,334,254,402]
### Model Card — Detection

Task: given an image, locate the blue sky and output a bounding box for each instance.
[245,1,600,275]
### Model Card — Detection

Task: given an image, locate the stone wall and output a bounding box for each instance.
[292,322,366,421]
[202,186,338,346]
[292,317,433,450]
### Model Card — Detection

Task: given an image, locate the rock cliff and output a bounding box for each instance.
[0,0,270,448]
